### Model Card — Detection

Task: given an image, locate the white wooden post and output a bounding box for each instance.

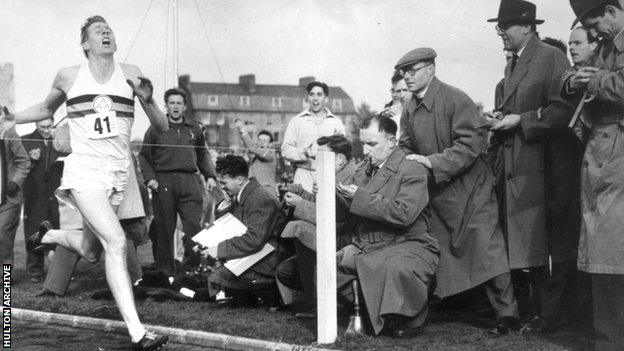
[316,150,337,344]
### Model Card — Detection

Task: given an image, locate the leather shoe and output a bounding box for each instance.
[520,316,558,334]
[132,331,168,350]
[390,325,424,338]
[26,221,54,252]
[489,316,521,336]
[35,288,62,298]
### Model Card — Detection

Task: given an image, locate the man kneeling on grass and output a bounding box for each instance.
[198,155,287,306]
[334,115,439,338]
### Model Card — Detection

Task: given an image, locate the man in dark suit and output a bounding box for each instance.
[335,115,439,338]
[21,118,66,281]
[485,0,580,332]
[201,155,287,304]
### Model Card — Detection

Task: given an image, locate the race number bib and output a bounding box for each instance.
[85,111,119,139]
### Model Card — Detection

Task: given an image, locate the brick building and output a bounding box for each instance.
[178,74,358,148]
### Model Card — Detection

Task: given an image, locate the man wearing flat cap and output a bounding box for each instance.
[485,0,581,334]
[395,48,520,335]
[562,1,624,349]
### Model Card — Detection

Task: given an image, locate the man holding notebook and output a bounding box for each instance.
[199,155,287,306]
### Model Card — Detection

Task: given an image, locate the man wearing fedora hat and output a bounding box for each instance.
[395,47,520,335]
[485,0,581,334]
[562,1,624,349]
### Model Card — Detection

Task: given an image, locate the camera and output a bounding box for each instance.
[277,183,289,203]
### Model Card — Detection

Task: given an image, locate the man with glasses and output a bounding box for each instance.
[562,1,624,349]
[395,47,520,335]
[485,0,579,333]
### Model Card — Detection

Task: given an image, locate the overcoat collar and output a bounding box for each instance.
[406,77,441,115]
[238,177,260,205]
[499,34,539,109]
[356,148,404,194]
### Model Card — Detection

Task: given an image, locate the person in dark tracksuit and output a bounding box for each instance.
[21,118,67,281]
[139,88,217,277]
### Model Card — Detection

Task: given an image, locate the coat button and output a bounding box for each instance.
[506,174,513,180]
[603,133,609,139]
[597,162,603,167]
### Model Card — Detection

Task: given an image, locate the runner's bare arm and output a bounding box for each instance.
[13,67,74,124]
[122,64,168,132]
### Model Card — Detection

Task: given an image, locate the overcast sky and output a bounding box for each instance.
[1,0,576,137]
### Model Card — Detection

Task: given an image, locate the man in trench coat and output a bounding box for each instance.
[395,47,520,334]
[335,115,439,338]
[485,0,579,331]
[561,1,624,348]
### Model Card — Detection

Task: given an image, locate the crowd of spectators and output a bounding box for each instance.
[3,0,624,349]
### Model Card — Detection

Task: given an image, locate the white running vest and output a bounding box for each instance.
[65,64,134,160]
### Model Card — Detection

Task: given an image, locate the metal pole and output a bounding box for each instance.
[316,151,337,344]
[172,0,179,87]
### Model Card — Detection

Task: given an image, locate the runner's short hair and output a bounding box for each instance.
[80,15,108,58]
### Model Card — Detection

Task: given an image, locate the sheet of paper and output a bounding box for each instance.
[191,213,275,276]
[191,213,247,248]
[224,243,275,276]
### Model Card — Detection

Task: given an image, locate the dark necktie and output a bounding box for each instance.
[602,38,614,61]
[510,54,519,74]
[365,164,380,177]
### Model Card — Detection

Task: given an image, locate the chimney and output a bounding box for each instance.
[299,76,315,87]
[239,74,256,93]
[178,74,191,90]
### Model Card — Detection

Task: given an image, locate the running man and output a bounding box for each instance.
[3,16,169,350]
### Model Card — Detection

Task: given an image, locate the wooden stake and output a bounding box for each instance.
[316,150,337,344]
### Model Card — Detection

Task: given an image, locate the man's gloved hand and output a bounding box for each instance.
[6,181,19,197]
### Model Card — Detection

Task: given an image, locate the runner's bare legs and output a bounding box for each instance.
[42,225,102,263]
[43,188,146,341]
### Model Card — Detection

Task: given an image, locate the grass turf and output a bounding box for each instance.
[11,223,592,350]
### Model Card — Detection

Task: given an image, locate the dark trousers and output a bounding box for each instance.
[512,260,579,321]
[23,194,59,277]
[484,272,519,319]
[275,239,316,306]
[591,274,624,351]
[150,172,204,276]
[43,238,143,296]
[0,203,21,265]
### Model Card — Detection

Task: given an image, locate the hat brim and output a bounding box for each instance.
[569,1,607,29]
[487,17,545,24]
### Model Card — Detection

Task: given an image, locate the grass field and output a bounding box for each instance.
[11,223,593,350]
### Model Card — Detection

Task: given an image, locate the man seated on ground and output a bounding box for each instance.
[199,155,287,306]
[275,134,357,316]
[334,115,440,338]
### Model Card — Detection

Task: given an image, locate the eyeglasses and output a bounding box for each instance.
[399,64,432,77]
[495,22,527,32]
